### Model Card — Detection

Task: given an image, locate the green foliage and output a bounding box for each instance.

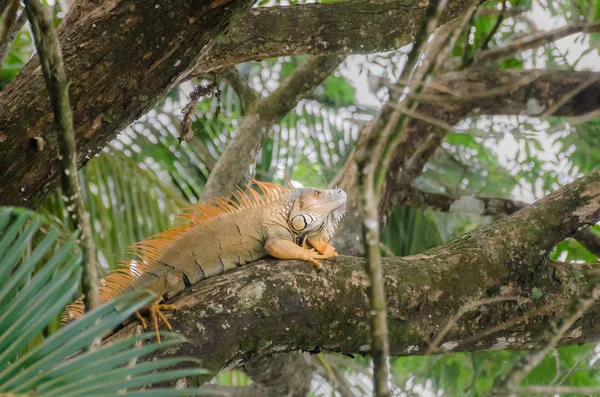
[0,207,209,396]
[41,151,188,271]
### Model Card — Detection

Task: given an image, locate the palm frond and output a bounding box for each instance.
[41,150,189,272]
[0,207,210,396]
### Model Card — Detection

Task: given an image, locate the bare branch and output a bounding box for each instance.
[222,67,258,112]
[473,21,600,67]
[387,181,600,257]
[23,0,99,311]
[575,229,600,258]
[0,0,19,46]
[494,282,600,394]
[388,180,527,216]
[540,76,600,118]
[202,55,343,199]
[514,386,600,395]
[0,7,25,66]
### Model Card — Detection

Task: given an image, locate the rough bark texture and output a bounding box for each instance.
[333,69,600,255]
[189,0,470,76]
[0,0,470,208]
[107,171,600,383]
[0,0,254,207]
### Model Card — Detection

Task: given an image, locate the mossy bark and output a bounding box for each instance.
[107,171,600,382]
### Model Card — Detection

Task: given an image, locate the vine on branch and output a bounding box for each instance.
[23,0,100,314]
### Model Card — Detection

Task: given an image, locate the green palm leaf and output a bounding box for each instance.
[0,207,210,396]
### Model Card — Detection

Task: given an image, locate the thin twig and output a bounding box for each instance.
[387,102,457,132]
[222,66,258,112]
[514,385,600,395]
[0,5,25,66]
[426,296,532,354]
[354,2,446,396]
[473,20,600,66]
[548,349,597,392]
[24,0,100,312]
[480,0,507,50]
[493,283,600,395]
[0,0,19,45]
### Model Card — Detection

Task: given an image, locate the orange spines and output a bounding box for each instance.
[62,181,289,323]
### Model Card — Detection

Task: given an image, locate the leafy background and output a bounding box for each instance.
[2,0,600,395]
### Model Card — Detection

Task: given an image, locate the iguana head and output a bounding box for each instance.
[288,187,347,241]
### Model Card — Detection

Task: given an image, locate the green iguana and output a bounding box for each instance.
[64,180,347,342]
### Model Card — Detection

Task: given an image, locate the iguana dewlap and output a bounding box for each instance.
[64,181,347,341]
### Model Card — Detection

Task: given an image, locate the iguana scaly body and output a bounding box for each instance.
[64,181,347,341]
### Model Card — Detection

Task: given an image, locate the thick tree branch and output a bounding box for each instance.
[24,0,99,311]
[188,0,471,76]
[107,171,600,383]
[0,0,470,208]
[0,0,255,207]
[202,55,343,199]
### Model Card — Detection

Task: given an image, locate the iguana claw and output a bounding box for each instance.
[136,300,177,343]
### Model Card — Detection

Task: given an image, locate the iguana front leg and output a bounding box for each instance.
[265,238,336,270]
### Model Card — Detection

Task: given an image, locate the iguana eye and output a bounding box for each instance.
[291,214,313,231]
[314,190,323,197]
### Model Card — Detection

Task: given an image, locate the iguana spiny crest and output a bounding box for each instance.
[64,180,346,342]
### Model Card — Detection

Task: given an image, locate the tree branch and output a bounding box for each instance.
[387,179,600,257]
[0,6,26,66]
[0,0,256,207]
[0,0,597,207]
[23,0,99,311]
[222,67,258,112]
[201,55,343,199]
[0,0,19,46]
[574,228,600,257]
[187,0,471,76]
[107,171,600,383]
[473,21,600,67]
[333,69,600,254]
